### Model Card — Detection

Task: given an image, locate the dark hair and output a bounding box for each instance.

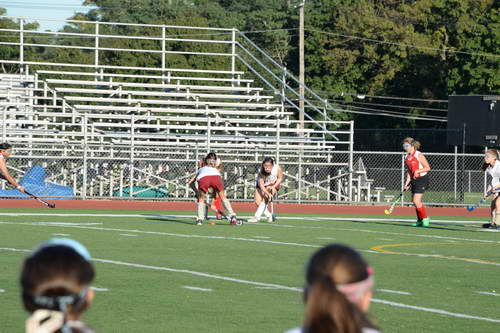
[204,152,217,165]
[482,149,499,171]
[0,142,12,150]
[260,157,275,176]
[303,244,376,333]
[20,244,95,330]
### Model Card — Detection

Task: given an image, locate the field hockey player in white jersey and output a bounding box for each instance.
[482,149,500,229]
[248,157,283,223]
[188,152,239,226]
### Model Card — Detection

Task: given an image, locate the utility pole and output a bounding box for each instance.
[299,0,305,133]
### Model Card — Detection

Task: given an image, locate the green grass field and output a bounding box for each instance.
[1,208,499,332]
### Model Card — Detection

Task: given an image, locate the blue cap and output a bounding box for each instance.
[34,238,91,261]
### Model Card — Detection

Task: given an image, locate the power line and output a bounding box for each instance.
[307,29,500,59]
[327,99,447,112]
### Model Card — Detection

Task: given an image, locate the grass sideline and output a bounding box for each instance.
[0,208,499,332]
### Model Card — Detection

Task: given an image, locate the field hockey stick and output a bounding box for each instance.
[24,190,56,208]
[384,191,403,215]
[467,189,497,212]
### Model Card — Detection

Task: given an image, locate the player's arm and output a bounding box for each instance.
[258,174,271,197]
[0,158,24,192]
[415,154,431,177]
[269,167,284,189]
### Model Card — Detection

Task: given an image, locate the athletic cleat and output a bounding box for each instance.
[230,216,239,225]
[483,223,498,229]
[196,220,203,226]
[422,217,430,228]
[247,217,260,223]
[413,220,423,227]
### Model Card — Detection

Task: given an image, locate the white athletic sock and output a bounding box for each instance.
[221,198,235,216]
[263,207,272,218]
[197,202,206,221]
[255,202,267,219]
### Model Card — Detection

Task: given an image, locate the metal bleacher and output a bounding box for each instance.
[0,17,359,203]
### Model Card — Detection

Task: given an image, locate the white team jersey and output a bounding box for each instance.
[486,159,500,187]
[258,164,279,186]
[196,165,221,181]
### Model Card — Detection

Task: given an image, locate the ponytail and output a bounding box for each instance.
[0,142,12,151]
[304,277,368,333]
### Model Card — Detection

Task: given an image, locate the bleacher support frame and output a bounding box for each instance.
[0,16,358,203]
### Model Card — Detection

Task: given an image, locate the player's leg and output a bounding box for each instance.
[213,176,239,225]
[493,195,500,228]
[214,194,223,220]
[249,188,268,222]
[263,186,277,222]
[196,190,207,225]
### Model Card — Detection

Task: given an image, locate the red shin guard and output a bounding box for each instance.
[416,206,428,219]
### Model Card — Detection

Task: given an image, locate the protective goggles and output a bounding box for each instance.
[402,143,412,149]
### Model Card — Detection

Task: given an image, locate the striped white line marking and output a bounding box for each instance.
[252,236,271,239]
[91,286,109,292]
[317,237,336,240]
[1,222,499,267]
[0,289,5,293]
[377,289,412,295]
[476,291,500,297]
[182,286,213,292]
[120,234,138,237]
[0,212,486,224]
[1,247,499,324]
[52,233,71,236]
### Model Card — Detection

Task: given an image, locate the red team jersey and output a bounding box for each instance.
[405,150,426,179]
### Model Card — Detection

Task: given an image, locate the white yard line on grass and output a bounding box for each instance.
[1,213,495,245]
[2,222,499,267]
[52,233,71,236]
[0,247,498,324]
[0,289,5,293]
[377,289,412,295]
[182,286,213,292]
[0,212,486,224]
[120,234,138,237]
[476,291,500,297]
[91,286,109,292]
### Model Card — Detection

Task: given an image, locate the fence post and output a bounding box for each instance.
[348,121,354,201]
[231,28,236,82]
[454,145,458,201]
[162,25,166,73]
[82,115,88,199]
[298,150,302,204]
[400,153,405,206]
[19,18,24,71]
[94,23,99,69]
[129,115,135,198]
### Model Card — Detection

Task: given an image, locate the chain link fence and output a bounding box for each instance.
[1,142,488,206]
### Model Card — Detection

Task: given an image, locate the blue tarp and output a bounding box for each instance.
[0,165,74,200]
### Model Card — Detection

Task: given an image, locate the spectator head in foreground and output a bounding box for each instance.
[20,238,96,333]
[287,243,380,333]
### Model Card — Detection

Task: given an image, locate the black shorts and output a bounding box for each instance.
[411,175,429,194]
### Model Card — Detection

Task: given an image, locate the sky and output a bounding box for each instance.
[0,0,92,31]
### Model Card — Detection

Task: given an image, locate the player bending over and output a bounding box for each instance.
[482,149,500,229]
[0,143,25,194]
[403,137,431,227]
[248,157,283,223]
[188,153,239,226]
